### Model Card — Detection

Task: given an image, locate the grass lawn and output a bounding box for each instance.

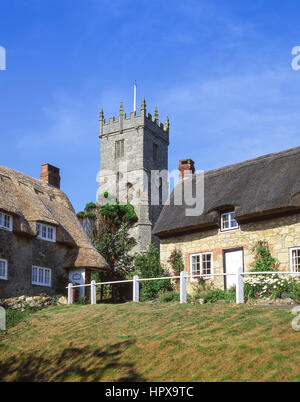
[0,302,299,382]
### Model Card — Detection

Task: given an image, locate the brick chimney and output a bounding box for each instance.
[40,164,61,189]
[178,159,195,179]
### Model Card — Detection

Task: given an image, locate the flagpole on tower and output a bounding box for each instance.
[134,80,137,113]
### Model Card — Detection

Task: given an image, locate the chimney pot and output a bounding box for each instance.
[178,159,195,180]
[40,164,61,189]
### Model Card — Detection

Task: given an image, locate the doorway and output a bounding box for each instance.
[223,248,244,289]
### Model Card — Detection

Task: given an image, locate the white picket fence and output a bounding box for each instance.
[66,269,300,305]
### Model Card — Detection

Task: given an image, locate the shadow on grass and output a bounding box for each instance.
[0,340,145,382]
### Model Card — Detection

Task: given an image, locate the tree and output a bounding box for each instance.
[77,200,138,301]
[134,244,173,301]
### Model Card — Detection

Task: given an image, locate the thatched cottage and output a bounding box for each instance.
[0,163,109,298]
[153,147,300,290]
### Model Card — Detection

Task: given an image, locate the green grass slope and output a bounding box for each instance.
[0,303,299,382]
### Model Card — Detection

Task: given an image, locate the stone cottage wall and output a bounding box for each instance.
[0,230,69,298]
[159,213,300,291]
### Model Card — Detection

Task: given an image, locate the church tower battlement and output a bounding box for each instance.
[97,96,170,252]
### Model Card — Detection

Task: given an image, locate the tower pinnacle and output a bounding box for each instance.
[141,97,146,114]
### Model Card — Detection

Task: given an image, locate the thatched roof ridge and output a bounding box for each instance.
[0,165,109,271]
[153,146,300,237]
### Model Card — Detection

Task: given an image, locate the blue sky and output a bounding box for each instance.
[1,0,300,212]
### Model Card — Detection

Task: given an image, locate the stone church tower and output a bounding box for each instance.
[97,97,169,252]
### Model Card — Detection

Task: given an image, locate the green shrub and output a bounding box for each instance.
[251,241,279,272]
[76,211,86,218]
[244,275,300,300]
[244,241,300,301]
[99,202,138,225]
[85,212,96,219]
[190,279,235,303]
[134,244,173,301]
[75,295,89,305]
[159,291,180,303]
[85,202,96,210]
[167,249,184,276]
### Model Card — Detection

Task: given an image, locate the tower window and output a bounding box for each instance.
[126,183,133,203]
[153,143,158,161]
[115,140,124,159]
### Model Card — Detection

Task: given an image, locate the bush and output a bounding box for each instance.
[251,241,279,272]
[192,288,236,304]
[99,202,138,225]
[244,241,300,301]
[159,291,180,303]
[190,279,235,303]
[244,275,300,301]
[134,244,173,301]
[75,295,89,305]
[167,249,184,276]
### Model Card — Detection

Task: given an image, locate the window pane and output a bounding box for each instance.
[0,213,2,226]
[0,261,5,277]
[292,249,300,272]
[45,269,50,285]
[222,215,229,229]
[4,215,10,228]
[222,212,238,230]
[42,226,47,238]
[32,267,38,282]
[47,227,53,240]
[202,254,212,276]
[38,268,44,283]
[191,255,201,277]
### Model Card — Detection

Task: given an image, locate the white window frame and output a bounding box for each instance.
[0,212,13,231]
[32,266,52,287]
[290,247,300,273]
[190,252,213,282]
[37,223,56,242]
[220,211,238,232]
[0,259,7,280]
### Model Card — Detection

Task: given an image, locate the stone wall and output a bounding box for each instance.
[98,106,169,252]
[160,213,300,290]
[0,230,69,299]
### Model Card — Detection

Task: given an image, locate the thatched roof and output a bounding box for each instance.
[0,165,109,271]
[153,146,300,237]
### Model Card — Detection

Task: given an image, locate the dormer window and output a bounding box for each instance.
[37,223,56,242]
[0,212,12,231]
[221,211,238,232]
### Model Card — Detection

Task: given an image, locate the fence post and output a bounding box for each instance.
[236,266,244,304]
[133,275,139,302]
[91,280,96,305]
[67,283,73,304]
[180,271,187,303]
